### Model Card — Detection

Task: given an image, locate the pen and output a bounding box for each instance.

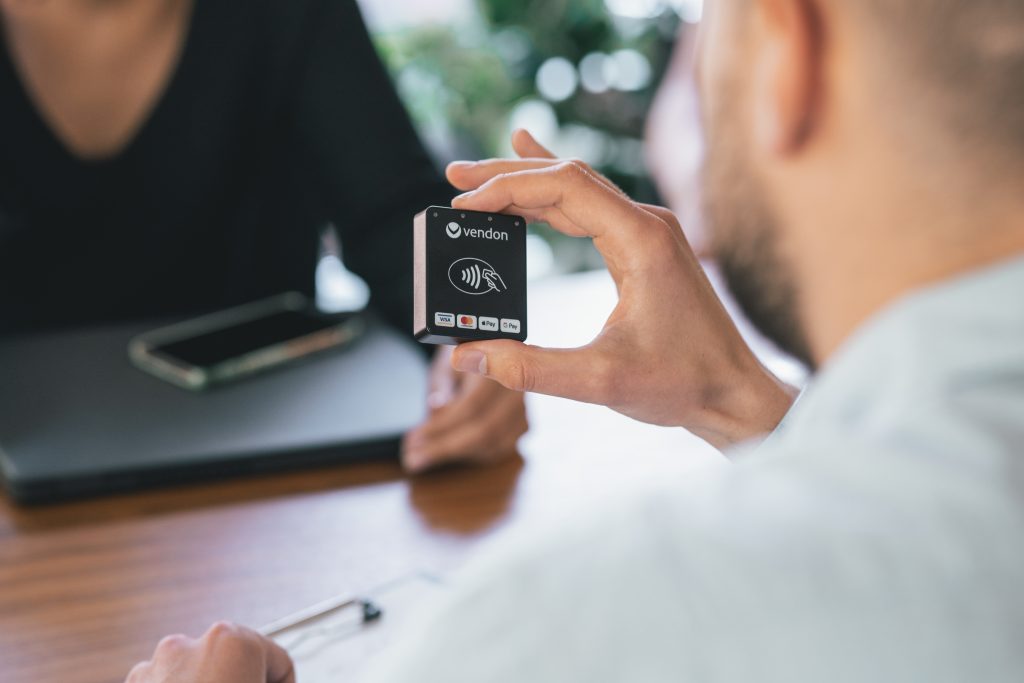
[259,596,381,638]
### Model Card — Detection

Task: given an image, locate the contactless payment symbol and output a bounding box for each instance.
[446,222,462,239]
[448,257,507,295]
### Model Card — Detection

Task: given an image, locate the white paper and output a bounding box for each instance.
[269,572,446,683]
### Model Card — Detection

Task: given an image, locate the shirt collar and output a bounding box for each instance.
[771,252,1024,444]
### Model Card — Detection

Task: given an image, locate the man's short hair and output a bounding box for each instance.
[852,0,1024,165]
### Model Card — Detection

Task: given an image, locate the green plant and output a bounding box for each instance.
[374,0,686,271]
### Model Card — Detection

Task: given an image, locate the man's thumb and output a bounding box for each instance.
[451,341,603,403]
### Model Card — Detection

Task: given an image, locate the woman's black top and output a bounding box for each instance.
[0,0,449,333]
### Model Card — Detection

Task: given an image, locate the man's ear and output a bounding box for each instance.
[751,0,824,155]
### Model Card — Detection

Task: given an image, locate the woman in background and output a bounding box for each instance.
[0,0,525,470]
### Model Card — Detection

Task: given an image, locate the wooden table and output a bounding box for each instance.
[0,269,800,683]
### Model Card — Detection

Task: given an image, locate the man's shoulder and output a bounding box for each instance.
[362,436,1024,683]
[366,454,1024,683]
[568,450,1024,676]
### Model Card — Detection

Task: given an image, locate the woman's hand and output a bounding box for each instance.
[401,345,528,472]
[126,622,294,683]
[443,130,795,449]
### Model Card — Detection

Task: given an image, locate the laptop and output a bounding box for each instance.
[0,316,428,504]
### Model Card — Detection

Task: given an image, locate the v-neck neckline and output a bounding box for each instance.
[0,0,201,169]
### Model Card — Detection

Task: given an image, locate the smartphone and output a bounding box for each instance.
[129,293,365,390]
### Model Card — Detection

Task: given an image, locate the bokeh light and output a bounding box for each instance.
[508,99,560,144]
[609,49,652,91]
[604,0,703,23]
[579,52,611,94]
[536,57,579,102]
[579,50,651,93]
[603,0,665,19]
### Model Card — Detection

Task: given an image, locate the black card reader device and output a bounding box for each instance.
[413,206,527,345]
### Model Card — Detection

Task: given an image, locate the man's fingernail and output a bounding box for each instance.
[427,391,450,409]
[405,429,425,449]
[404,450,429,472]
[449,160,476,168]
[454,350,487,375]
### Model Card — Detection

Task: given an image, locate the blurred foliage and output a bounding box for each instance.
[373,0,685,271]
[480,0,616,58]
[375,25,529,160]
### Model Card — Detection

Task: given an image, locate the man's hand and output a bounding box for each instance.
[443,130,795,449]
[401,345,528,472]
[126,622,294,683]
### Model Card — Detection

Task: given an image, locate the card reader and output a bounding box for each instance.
[413,206,527,345]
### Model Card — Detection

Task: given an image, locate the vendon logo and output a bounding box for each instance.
[444,220,510,241]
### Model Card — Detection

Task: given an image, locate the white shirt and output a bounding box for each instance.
[363,256,1024,683]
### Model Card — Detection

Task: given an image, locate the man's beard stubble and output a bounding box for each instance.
[701,116,817,369]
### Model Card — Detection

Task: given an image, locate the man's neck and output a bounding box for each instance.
[799,186,1024,367]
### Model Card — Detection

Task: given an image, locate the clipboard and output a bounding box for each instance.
[260,572,447,682]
